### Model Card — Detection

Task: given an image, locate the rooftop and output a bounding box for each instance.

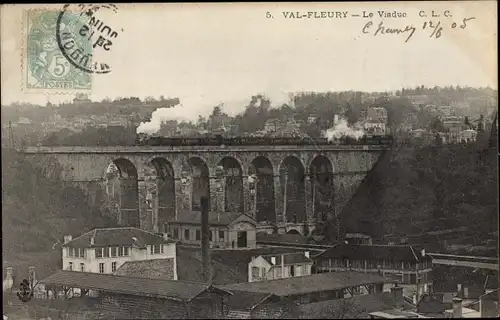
[315,243,430,263]
[259,252,313,266]
[220,271,389,296]
[299,291,415,319]
[63,227,175,249]
[39,270,230,302]
[256,232,310,244]
[113,258,175,280]
[167,211,256,226]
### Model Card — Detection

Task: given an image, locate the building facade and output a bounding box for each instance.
[248,252,313,282]
[166,212,257,249]
[62,227,177,278]
[314,244,433,298]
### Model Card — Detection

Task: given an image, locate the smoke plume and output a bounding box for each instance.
[136,103,191,134]
[324,118,365,141]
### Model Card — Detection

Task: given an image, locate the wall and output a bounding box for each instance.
[62,243,176,275]
[98,291,225,319]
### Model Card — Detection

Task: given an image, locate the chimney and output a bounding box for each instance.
[271,256,276,265]
[28,266,36,289]
[90,236,95,246]
[421,249,426,257]
[162,233,169,240]
[391,285,404,309]
[200,196,211,284]
[4,267,14,292]
[64,235,72,244]
[281,254,285,279]
[452,297,463,318]
[304,251,310,258]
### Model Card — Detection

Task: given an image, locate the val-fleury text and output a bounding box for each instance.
[282,11,349,19]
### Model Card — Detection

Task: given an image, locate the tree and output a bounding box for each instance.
[430,117,445,132]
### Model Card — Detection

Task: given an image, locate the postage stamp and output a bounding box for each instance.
[24,9,92,92]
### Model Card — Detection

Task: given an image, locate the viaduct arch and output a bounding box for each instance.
[19,145,388,234]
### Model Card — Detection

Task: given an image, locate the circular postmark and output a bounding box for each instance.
[56,4,122,74]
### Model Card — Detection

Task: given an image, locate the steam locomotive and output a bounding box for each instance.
[134,133,394,147]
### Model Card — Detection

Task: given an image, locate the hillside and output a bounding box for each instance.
[1,149,118,280]
[341,138,498,253]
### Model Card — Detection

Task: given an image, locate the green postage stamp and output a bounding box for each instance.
[24,9,92,92]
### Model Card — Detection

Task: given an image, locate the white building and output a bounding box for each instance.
[248,251,313,282]
[61,227,177,279]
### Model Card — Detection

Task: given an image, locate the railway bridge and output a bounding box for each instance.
[19,144,389,233]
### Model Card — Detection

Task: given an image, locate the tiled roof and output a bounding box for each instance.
[225,290,278,311]
[345,233,372,239]
[210,247,307,277]
[256,233,309,244]
[167,211,256,226]
[260,252,313,266]
[220,272,389,297]
[63,227,175,248]
[176,254,247,285]
[299,292,414,319]
[315,243,430,262]
[113,259,175,280]
[40,270,231,302]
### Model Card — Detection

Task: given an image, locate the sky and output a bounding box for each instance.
[1,2,497,120]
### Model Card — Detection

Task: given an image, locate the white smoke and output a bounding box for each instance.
[324,118,365,141]
[136,103,192,134]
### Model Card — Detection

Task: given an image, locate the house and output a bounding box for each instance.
[366,107,388,124]
[248,252,313,282]
[442,116,464,130]
[220,271,392,304]
[417,292,457,317]
[444,297,482,318]
[225,290,300,319]
[479,289,499,318]
[459,129,477,143]
[307,114,319,124]
[177,246,308,285]
[314,244,433,298]
[61,227,177,277]
[363,120,388,135]
[345,233,373,245]
[114,252,246,285]
[166,212,257,249]
[39,270,231,319]
[300,285,416,319]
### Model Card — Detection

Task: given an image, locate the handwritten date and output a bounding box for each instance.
[362,17,475,43]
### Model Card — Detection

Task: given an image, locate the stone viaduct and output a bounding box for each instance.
[20,144,390,235]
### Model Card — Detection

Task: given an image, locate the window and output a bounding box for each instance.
[111,247,117,257]
[103,247,110,258]
[261,267,267,279]
[173,228,179,239]
[78,248,85,258]
[195,230,201,241]
[150,244,164,255]
[95,248,103,258]
[276,266,282,278]
[111,262,117,272]
[99,263,105,273]
[68,262,73,271]
[184,229,190,240]
[251,266,259,280]
[290,265,295,277]
[68,248,74,257]
[119,247,129,257]
[219,231,224,241]
[80,263,84,272]
[209,231,213,241]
